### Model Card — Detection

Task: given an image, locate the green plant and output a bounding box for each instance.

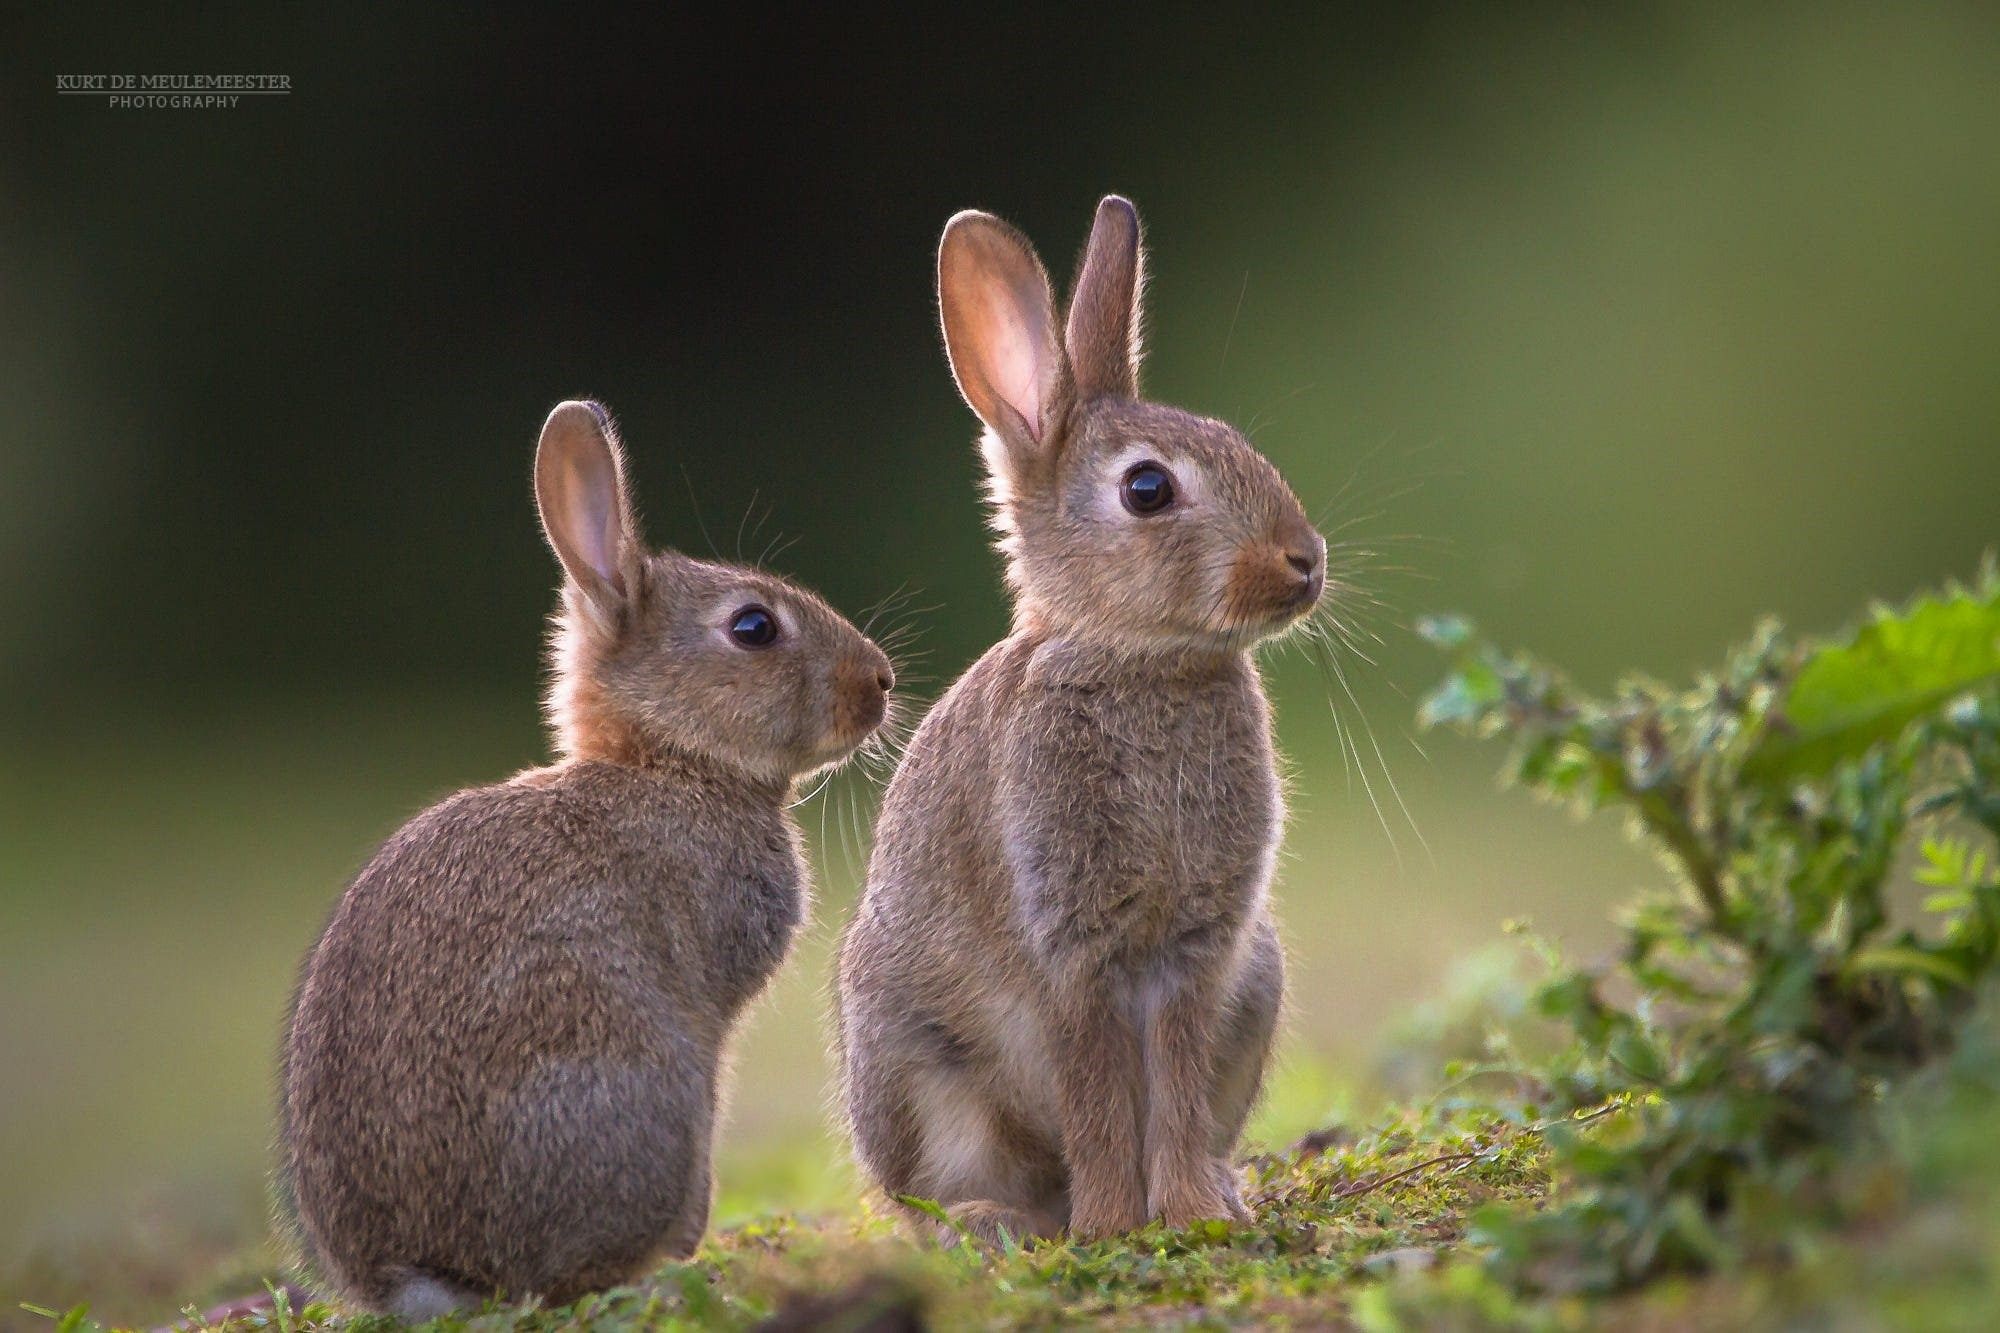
[1418,562,2000,1292]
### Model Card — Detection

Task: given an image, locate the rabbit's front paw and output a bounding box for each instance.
[1152,1157,1250,1229]
[1068,1186,1149,1241]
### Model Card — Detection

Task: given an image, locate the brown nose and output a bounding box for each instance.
[1277,527,1327,606]
[852,652,893,702]
[843,658,891,734]
[1284,526,1325,578]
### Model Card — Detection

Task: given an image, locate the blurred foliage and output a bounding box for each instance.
[1418,561,2000,1292]
[1362,975,2000,1329]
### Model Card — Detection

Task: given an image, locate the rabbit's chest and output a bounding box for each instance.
[630,814,805,1014]
[1125,712,1277,891]
[1006,666,1281,959]
[697,839,806,1006]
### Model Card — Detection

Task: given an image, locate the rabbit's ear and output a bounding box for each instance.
[536,400,641,624]
[1066,195,1144,398]
[939,211,1064,457]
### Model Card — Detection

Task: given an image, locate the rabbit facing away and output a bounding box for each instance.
[280,401,893,1315]
[837,197,1326,1245]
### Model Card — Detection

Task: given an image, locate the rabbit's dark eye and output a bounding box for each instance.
[729,605,779,649]
[1120,462,1176,515]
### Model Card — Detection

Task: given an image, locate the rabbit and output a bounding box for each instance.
[278,399,894,1315]
[836,196,1325,1246]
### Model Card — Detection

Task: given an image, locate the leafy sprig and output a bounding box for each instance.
[1419,561,2000,1291]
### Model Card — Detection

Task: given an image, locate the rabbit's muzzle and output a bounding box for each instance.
[1225,523,1326,631]
[825,654,893,753]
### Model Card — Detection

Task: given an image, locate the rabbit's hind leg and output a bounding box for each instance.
[845,989,1067,1246]
[500,1059,708,1293]
[941,1198,1066,1249]
[888,1060,1066,1247]
[1209,917,1285,1154]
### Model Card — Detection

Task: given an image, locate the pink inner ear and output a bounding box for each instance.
[564,461,621,586]
[985,285,1050,441]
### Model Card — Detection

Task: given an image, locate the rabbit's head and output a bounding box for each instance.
[938,196,1325,654]
[534,400,893,784]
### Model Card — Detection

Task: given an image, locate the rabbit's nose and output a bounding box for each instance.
[875,665,896,694]
[1274,528,1327,608]
[1283,530,1326,582]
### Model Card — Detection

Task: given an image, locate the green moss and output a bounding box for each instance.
[12,1106,1543,1332]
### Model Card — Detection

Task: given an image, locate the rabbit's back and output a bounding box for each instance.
[855,637,1028,952]
[290,760,801,1071]
[282,760,804,1305]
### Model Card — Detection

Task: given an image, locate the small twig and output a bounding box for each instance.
[1330,1150,1482,1201]
[1320,1096,1631,1205]
[1534,1098,1630,1133]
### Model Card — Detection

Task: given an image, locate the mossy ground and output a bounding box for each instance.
[9,1106,1546,1332]
[13,1055,1998,1332]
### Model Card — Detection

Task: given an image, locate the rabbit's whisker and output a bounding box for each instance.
[733,488,764,564]
[677,463,723,561]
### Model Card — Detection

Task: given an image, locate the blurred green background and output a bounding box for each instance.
[5,2,1999,1315]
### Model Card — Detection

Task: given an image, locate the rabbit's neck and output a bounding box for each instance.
[549,658,800,799]
[541,737,789,807]
[1021,629,1253,686]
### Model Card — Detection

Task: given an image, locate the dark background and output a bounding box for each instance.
[5,3,1998,1304]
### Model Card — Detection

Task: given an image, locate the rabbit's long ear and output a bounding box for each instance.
[939,211,1064,461]
[536,400,642,626]
[1066,195,1143,399]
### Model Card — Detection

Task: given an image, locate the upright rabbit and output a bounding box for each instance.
[280,401,893,1314]
[837,197,1325,1245]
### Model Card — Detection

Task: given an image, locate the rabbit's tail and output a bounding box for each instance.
[383,1268,486,1320]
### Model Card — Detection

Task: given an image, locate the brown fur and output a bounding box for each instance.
[836,197,1323,1245]
[279,401,892,1312]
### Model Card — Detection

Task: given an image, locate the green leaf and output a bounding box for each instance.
[895,1193,954,1225]
[1415,613,1473,649]
[1844,945,1972,988]
[1745,587,2000,782]
[1609,1030,1668,1084]
[894,1191,985,1249]
[1418,661,1505,730]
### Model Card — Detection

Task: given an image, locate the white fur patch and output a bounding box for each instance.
[914,1068,1000,1198]
[987,991,1058,1138]
[979,427,1017,507]
[388,1275,479,1320]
